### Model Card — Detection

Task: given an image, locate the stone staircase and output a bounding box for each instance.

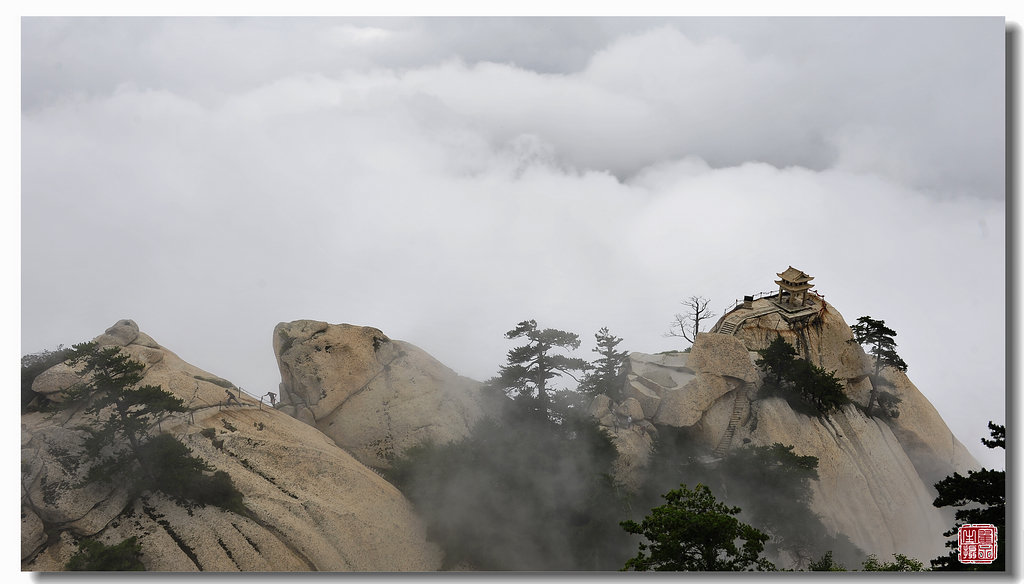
[715,304,790,336]
[712,385,751,457]
[717,318,742,335]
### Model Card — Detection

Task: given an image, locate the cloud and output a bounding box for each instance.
[21,17,1005,470]
[23,18,1003,198]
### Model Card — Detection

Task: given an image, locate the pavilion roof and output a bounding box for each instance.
[777,266,814,284]
[775,279,814,291]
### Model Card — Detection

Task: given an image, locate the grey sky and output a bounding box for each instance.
[21,17,1005,469]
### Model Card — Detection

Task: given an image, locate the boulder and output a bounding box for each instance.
[625,351,695,389]
[21,508,46,561]
[587,394,613,418]
[623,378,661,418]
[614,397,645,421]
[652,375,732,427]
[844,376,874,408]
[31,363,82,400]
[92,319,141,347]
[687,333,759,383]
[693,388,737,448]
[274,321,484,468]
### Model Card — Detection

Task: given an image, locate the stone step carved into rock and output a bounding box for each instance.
[712,384,752,457]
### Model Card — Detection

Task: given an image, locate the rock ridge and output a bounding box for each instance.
[22,319,442,571]
[588,299,978,563]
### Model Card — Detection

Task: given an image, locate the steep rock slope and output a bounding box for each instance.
[726,297,978,485]
[21,320,442,571]
[273,320,484,468]
[589,298,978,563]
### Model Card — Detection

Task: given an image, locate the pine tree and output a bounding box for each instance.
[488,320,589,421]
[58,342,246,514]
[578,327,628,399]
[755,335,848,416]
[931,422,1005,571]
[755,334,798,389]
[808,551,846,571]
[861,553,925,571]
[61,342,187,485]
[848,316,908,417]
[621,483,774,571]
[388,321,627,570]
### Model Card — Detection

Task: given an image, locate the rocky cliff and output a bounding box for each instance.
[23,301,980,571]
[21,320,442,571]
[587,296,977,563]
[272,320,485,468]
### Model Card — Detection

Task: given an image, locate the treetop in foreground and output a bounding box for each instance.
[620,483,774,571]
[931,421,1005,571]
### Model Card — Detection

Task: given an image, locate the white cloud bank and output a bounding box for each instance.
[21,17,1005,469]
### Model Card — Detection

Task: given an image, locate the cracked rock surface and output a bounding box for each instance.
[588,300,979,564]
[273,320,484,469]
[22,320,441,571]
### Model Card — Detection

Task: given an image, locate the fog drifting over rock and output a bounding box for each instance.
[21,17,1005,469]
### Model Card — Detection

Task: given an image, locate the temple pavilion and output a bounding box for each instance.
[775,266,815,308]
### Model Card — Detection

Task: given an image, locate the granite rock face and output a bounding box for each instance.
[725,298,978,485]
[685,332,760,383]
[22,298,984,571]
[272,320,485,469]
[21,320,442,572]
[587,298,978,563]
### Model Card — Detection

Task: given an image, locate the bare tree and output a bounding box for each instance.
[667,296,717,344]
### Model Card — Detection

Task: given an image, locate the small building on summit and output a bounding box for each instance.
[775,266,815,308]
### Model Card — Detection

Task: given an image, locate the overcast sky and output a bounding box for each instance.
[20,17,1006,469]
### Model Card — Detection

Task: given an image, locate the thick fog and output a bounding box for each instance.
[20,17,1005,470]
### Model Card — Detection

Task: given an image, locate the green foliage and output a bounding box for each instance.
[981,421,1005,449]
[755,335,849,417]
[874,390,902,418]
[849,316,908,375]
[848,316,908,417]
[386,398,627,570]
[931,422,1005,571]
[808,551,925,572]
[60,343,187,486]
[65,536,145,571]
[137,435,247,514]
[640,431,864,569]
[488,320,590,421]
[808,551,846,571]
[57,343,246,516]
[754,334,798,388]
[620,483,774,571]
[862,553,925,571]
[578,327,628,400]
[21,344,76,411]
[790,360,849,414]
[719,443,818,507]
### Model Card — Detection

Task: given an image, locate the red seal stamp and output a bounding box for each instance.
[958,524,998,564]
